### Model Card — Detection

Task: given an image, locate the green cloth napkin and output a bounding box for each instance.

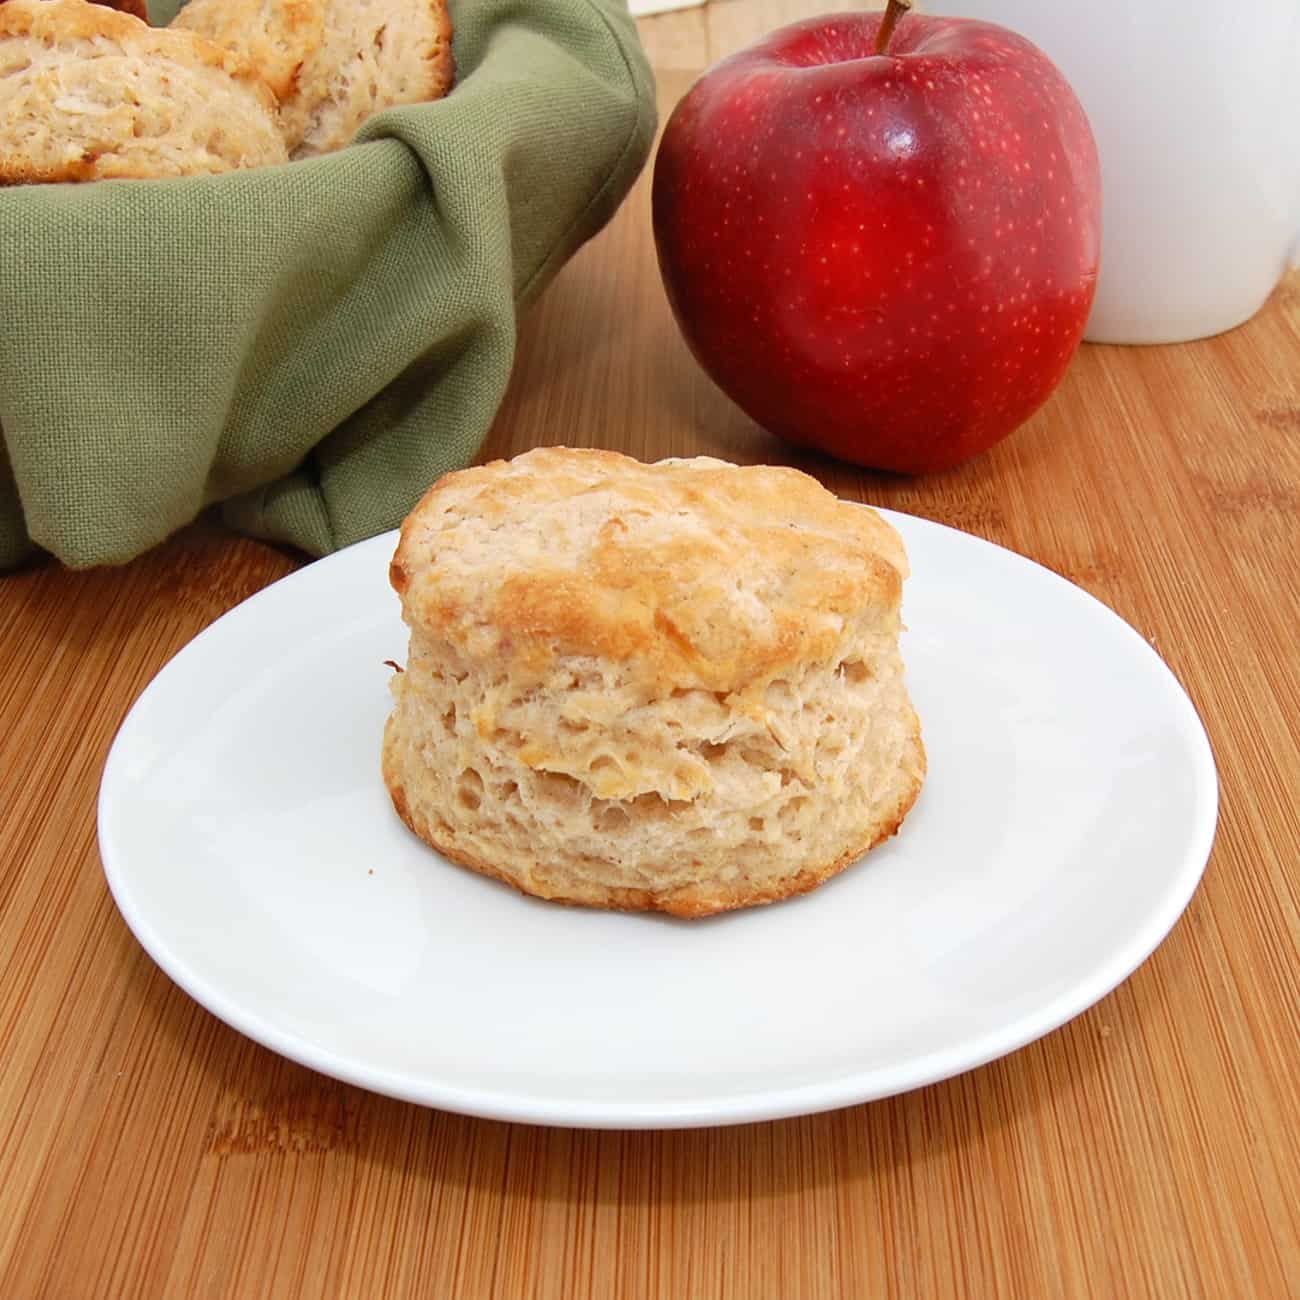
[0,0,655,569]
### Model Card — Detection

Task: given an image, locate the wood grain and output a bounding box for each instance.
[3,5,1300,1295]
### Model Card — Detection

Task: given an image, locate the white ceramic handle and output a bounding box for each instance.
[627,0,705,13]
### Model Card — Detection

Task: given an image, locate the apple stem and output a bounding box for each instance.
[873,0,913,55]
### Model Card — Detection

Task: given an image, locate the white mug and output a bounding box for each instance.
[923,0,1300,343]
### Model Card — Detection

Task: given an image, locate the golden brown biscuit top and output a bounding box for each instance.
[171,0,326,105]
[390,448,908,694]
[0,0,272,99]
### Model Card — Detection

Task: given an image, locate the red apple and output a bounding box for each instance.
[652,1,1101,473]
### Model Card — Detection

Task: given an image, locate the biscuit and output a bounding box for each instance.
[382,448,926,918]
[174,0,454,158]
[172,0,324,104]
[0,0,288,183]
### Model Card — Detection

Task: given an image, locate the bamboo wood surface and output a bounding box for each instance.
[3,4,1300,1295]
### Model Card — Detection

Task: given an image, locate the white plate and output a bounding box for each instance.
[98,512,1217,1129]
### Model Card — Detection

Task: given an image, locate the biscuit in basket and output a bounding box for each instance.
[382,448,926,918]
[172,0,324,104]
[174,0,454,158]
[0,0,288,183]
